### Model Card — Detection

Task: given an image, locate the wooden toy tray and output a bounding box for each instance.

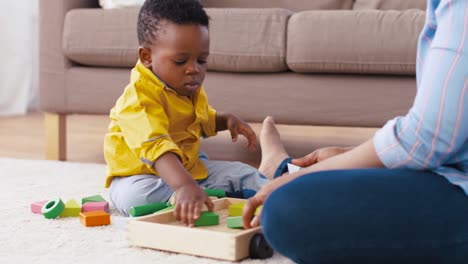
[128,198,266,261]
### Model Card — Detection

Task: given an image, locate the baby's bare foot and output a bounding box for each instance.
[258,116,289,179]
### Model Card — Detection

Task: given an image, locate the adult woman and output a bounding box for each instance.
[243,0,468,263]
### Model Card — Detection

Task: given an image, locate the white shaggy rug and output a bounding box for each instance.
[0,158,293,264]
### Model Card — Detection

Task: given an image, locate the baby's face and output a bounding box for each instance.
[144,21,209,97]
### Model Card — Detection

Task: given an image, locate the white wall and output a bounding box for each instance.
[0,1,38,116]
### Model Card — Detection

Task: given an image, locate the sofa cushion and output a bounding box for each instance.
[353,0,427,10]
[200,0,353,11]
[205,8,291,72]
[286,9,425,75]
[62,7,291,72]
[99,0,144,9]
[63,8,139,67]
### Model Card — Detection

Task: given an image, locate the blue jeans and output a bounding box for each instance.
[262,168,468,264]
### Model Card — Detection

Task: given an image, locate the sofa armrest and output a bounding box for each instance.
[39,0,99,113]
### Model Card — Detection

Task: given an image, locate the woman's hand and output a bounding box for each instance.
[292,147,353,167]
[242,174,296,229]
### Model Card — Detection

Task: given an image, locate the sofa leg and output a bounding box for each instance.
[45,113,67,161]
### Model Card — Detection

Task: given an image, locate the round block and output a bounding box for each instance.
[42,198,65,219]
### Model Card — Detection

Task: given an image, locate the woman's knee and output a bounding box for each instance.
[261,181,315,262]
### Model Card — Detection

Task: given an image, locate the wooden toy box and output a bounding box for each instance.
[128,198,266,261]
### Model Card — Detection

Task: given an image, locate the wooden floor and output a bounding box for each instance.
[0,112,108,163]
[0,112,378,165]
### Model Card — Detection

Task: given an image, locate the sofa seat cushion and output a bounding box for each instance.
[286,9,425,75]
[353,0,427,10]
[63,7,291,72]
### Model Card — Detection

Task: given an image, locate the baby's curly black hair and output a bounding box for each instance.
[137,0,209,46]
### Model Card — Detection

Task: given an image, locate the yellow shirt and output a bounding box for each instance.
[103,61,217,187]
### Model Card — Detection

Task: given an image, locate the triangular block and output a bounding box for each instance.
[61,199,81,217]
[82,195,106,204]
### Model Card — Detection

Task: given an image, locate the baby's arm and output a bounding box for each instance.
[215,112,257,151]
[153,152,213,226]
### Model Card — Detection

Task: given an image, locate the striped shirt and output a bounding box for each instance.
[374,0,468,195]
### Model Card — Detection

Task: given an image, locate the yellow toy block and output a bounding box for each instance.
[254,205,262,216]
[79,211,110,227]
[167,193,176,206]
[228,202,245,216]
[61,199,81,217]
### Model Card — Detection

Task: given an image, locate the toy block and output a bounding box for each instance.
[209,196,218,200]
[195,211,219,227]
[228,202,245,217]
[31,200,48,214]
[167,193,176,206]
[42,198,65,219]
[60,199,81,217]
[204,189,226,198]
[82,201,109,213]
[79,211,110,227]
[129,202,167,217]
[254,205,262,216]
[82,195,106,204]
[227,216,244,229]
[158,205,175,213]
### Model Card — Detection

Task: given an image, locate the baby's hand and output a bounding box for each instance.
[174,183,214,227]
[226,114,257,152]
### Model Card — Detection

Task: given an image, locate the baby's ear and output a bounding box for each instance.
[138,46,152,68]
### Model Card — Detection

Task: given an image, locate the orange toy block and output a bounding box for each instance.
[79,211,111,227]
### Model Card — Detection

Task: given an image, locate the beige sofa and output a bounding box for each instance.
[39,0,426,166]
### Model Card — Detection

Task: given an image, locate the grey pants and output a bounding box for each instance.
[109,155,268,216]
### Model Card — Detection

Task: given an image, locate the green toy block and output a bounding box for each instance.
[228,202,245,216]
[227,216,244,229]
[60,199,81,217]
[129,202,167,217]
[42,198,65,219]
[195,211,219,227]
[158,205,175,213]
[204,189,226,198]
[82,195,106,204]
